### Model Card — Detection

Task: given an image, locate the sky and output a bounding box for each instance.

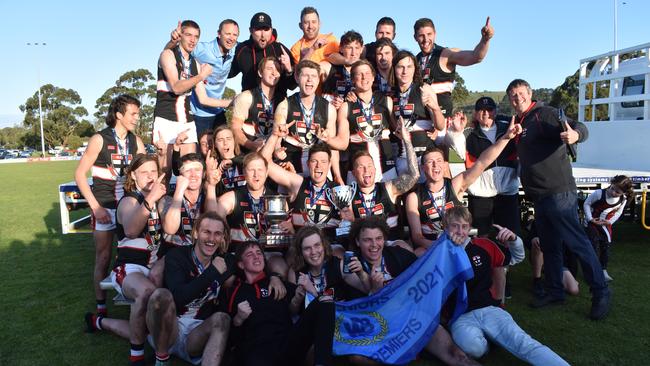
[1,0,648,128]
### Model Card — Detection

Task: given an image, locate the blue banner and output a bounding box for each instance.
[333,234,473,365]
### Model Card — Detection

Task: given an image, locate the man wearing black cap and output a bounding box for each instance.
[229,12,297,96]
[445,97,521,237]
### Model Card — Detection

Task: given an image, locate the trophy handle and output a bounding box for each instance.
[350,181,357,198]
[325,187,336,208]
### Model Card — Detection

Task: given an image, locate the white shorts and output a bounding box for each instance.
[110,263,150,298]
[92,208,117,231]
[153,116,198,144]
[148,317,203,365]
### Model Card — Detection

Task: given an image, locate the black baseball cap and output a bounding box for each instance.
[250,12,272,29]
[475,96,497,110]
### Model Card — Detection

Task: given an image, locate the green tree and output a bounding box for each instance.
[498,94,514,116]
[451,72,470,111]
[67,135,84,150]
[0,127,27,149]
[74,120,95,138]
[95,69,156,142]
[223,86,236,124]
[19,84,89,148]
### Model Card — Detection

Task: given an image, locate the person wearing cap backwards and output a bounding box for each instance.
[290,6,339,63]
[445,97,521,237]
[166,19,240,134]
[229,12,297,96]
[413,17,494,118]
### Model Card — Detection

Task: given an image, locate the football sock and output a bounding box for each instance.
[96,299,107,316]
[129,343,145,365]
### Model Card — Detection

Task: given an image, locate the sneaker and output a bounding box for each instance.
[529,294,565,308]
[603,269,613,282]
[84,312,97,333]
[590,291,611,320]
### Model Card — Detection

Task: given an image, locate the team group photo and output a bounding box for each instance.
[1,1,649,365]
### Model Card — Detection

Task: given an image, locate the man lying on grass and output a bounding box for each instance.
[444,206,569,365]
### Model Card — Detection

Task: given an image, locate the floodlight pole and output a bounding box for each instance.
[27,42,47,157]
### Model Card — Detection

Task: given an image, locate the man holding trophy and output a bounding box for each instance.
[215,152,285,250]
[260,126,341,244]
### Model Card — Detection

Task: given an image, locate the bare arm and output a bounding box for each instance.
[193,78,233,108]
[268,160,304,202]
[215,191,235,219]
[74,134,104,212]
[387,118,419,201]
[318,61,332,83]
[117,197,148,238]
[161,180,187,235]
[326,52,347,66]
[452,119,519,196]
[159,49,210,95]
[444,17,494,70]
[420,84,446,131]
[406,191,432,249]
[231,91,260,151]
[163,21,181,51]
[327,102,350,150]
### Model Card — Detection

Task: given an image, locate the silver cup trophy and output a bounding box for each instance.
[260,194,291,249]
[325,182,357,237]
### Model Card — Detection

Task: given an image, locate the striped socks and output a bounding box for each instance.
[129,343,145,366]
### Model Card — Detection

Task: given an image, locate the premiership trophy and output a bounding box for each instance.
[325,182,357,237]
[260,194,291,249]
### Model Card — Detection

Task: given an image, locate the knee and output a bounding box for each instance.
[452,327,488,359]
[135,284,156,306]
[209,312,231,333]
[148,288,173,310]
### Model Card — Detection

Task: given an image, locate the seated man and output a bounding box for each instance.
[219,241,335,366]
[146,212,232,366]
[85,154,167,366]
[260,128,341,244]
[344,216,479,366]
[215,152,279,249]
[341,117,418,241]
[212,125,247,195]
[444,206,569,365]
[406,118,520,254]
[160,153,219,251]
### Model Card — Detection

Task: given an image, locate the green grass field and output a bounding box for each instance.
[1,161,649,365]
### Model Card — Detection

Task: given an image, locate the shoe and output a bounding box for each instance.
[590,291,611,320]
[532,278,546,299]
[529,294,565,308]
[84,312,96,333]
[603,269,613,282]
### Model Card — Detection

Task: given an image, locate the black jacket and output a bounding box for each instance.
[515,102,588,201]
[229,38,296,95]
